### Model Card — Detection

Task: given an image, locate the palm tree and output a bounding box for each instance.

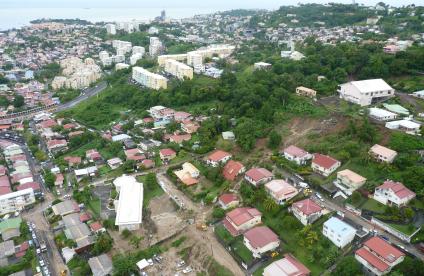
[306,231,318,246]
[264,197,278,212]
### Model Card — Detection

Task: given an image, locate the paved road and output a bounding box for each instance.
[55,81,107,112]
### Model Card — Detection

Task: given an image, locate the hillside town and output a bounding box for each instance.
[0,2,423,276]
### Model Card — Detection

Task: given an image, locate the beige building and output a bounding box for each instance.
[132,67,167,90]
[334,169,366,195]
[157,54,187,66]
[369,144,397,163]
[296,86,317,98]
[52,57,101,90]
[164,59,193,80]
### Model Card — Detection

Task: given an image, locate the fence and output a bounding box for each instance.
[371,217,421,243]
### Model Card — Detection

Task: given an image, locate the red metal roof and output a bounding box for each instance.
[364,237,404,263]
[284,145,309,158]
[378,181,415,199]
[244,226,279,248]
[292,198,322,216]
[17,182,41,191]
[219,193,238,205]
[223,160,244,181]
[312,154,339,169]
[356,247,390,272]
[207,150,231,162]
[226,207,261,226]
[245,168,273,182]
[160,148,176,156]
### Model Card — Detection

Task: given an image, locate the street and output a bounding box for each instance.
[55,81,107,112]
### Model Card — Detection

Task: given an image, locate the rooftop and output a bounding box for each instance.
[115,175,144,226]
[350,79,393,93]
[244,226,279,248]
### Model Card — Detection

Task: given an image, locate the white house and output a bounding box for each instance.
[282,145,312,165]
[114,175,144,231]
[338,79,395,106]
[322,217,356,248]
[355,237,405,276]
[369,144,397,163]
[205,150,232,167]
[334,169,367,196]
[368,107,398,121]
[265,180,299,205]
[291,198,323,226]
[374,181,416,207]
[243,226,280,258]
[385,119,421,134]
[311,154,341,177]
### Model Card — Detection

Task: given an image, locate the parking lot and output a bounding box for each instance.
[92,184,115,219]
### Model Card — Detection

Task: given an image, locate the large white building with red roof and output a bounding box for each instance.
[282,145,312,165]
[374,181,416,207]
[244,168,273,187]
[243,226,280,258]
[263,254,310,276]
[222,207,261,236]
[222,160,245,181]
[265,180,299,205]
[291,198,323,226]
[355,236,405,276]
[206,150,232,167]
[311,154,341,177]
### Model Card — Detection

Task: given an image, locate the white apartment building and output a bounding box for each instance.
[112,40,132,52]
[0,188,35,215]
[114,175,144,232]
[115,63,130,71]
[158,54,187,66]
[338,79,395,106]
[106,24,116,35]
[132,67,167,90]
[164,59,193,80]
[187,52,203,67]
[149,37,163,57]
[132,46,145,55]
[323,217,356,248]
[130,53,143,66]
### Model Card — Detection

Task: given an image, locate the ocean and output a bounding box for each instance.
[0,7,221,31]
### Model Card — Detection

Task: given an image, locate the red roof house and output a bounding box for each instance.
[292,198,323,226]
[243,226,280,258]
[218,193,239,210]
[222,160,245,181]
[355,237,405,275]
[374,181,416,207]
[282,145,312,165]
[244,168,273,187]
[17,182,41,193]
[223,207,261,236]
[264,254,310,276]
[311,154,341,177]
[206,150,232,167]
[159,148,176,162]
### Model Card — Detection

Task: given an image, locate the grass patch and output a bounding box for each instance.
[386,222,418,236]
[87,198,101,218]
[136,175,165,207]
[171,236,187,247]
[361,198,385,213]
[232,238,254,264]
[215,224,235,246]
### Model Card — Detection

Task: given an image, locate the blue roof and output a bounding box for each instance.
[324,217,356,235]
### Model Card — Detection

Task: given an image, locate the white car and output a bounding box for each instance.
[183,267,193,274]
[39,259,45,267]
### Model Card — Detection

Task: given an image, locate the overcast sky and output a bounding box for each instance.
[3,0,424,9]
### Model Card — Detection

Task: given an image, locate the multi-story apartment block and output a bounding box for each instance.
[132,67,167,90]
[106,24,116,35]
[164,59,193,80]
[0,188,35,215]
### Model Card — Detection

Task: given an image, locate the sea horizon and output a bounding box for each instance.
[0,7,226,31]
